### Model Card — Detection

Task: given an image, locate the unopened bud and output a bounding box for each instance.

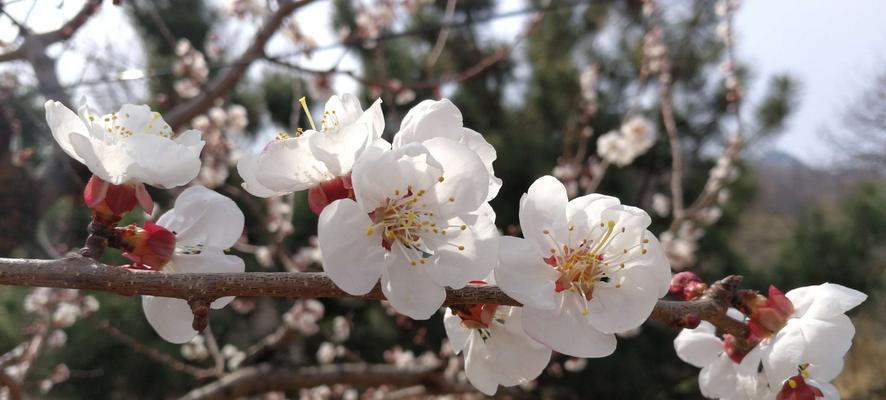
[741,285,795,340]
[669,272,707,300]
[84,175,155,218]
[117,222,176,270]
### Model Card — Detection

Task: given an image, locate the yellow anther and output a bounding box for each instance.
[458,245,465,251]
[549,248,556,254]
[642,239,649,243]
[298,97,316,130]
[448,197,455,202]
[568,225,575,231]
[607,220,615,228]
[787,379,797,389]
[437,176,444,182]
[410,261,417,266]
[460,225,466,230]
[419,259,426,265]
[543,229,550,234]
[641,249,648,255]
[615,283,622,288]
[581,308,589,316]
[366,227,374,236]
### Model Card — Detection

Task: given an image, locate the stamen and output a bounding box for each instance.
[298,97,316,130]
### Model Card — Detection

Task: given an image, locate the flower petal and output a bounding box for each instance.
[522,291,616,358]
[254,131,334,193]
[118,133,204,188]
[585,264,662,333]
[44,100,88,163]
[171,249,245,309]
[698,355,741,399]
[381,253,446,320]
[318,199,387,295]
[459,128,501,201]
[423,137,489,214]
[443,308,472,355]
[495,236,559,310]
[157,186,244,249]
[423,214,497,289]
[519,175,568,253]
[141,296,198,344]
[674,321,723,368]
[393,99,463,147]
[786,283,867,320]
[237,152,284,198]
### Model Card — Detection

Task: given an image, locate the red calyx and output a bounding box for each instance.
[743,285,795,341]
[669,271,708,301]
[116,221,176,270]
[451,304,499,330]
[307,174,354,215]
[83,175,154,218]
[723,334,747,363]
[776,374,824,400]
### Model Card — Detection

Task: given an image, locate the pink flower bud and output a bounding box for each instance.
[307,174,353,215]
[669,271,707,300]
[742,285,795,340]
[83,175,154,218]
[117,222,176,270]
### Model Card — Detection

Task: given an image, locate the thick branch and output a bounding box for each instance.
[177,363,453,400]
[0,256,749,338]
[163,0,315,130]
[0,0,102,64]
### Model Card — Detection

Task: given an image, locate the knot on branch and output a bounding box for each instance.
[79,215,121,259]
[188,299,212,332]
[704,274,743,310]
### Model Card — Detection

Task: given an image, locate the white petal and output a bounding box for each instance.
[393,99,463,147]
[495,236,559,310]
[381,253,446,320]
[785,283,867,320]
[44,100,88,163]
[559,193,621,244]
[519,175,568,253]
[423,137,489,214]
[585,264,661,333]
[310,120,375,176]
[698,355,741,400]
[423,215,497,289]
[762,315,855,384]
[459,128,501,201]
[237,152,284,198]
[352,143,443,212]
[443,308,472,355]
[120,133,204,188]
[254,131,334,192]
[522,291,616,358]
[464,312,551,395]
[157,186,244,249]
[318,199,387,295]
[68,132,136,184]
[141,296,198,344]
[674,321,724,368]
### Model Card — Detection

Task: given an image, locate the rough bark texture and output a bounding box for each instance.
[0,256,749,338]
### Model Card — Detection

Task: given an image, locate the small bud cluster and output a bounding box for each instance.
[173,39,209,99]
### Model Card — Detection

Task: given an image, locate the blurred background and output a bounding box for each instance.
[0,0,883,399]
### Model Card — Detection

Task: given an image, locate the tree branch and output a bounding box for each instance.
[0,0,102,64]
[177,362,461,400]
[0,256,749,338]
[163,0,316,130]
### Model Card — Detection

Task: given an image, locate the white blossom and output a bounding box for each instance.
[495,176,671,357]
[444,305,551,395]
[318,142,498,320]
[141,187,246,344]
[45,99,204,211]
[596,116,656,167]
[238,94,384,198]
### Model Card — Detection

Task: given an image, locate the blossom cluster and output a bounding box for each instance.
[675,282,866,400]
[43,94,867,397]
[46,99,245,344]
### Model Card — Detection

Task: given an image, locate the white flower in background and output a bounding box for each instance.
[392,99,502,201]
[318,142,498,320]
[45,99,205,214]
[596,116,655,167]
[495,176,671,357]
[652,193,671,217]
[745,283,867,387]
[444,304,551,395]
[675,320,839,400]
[140,186,246,344]
[238,94,384,203]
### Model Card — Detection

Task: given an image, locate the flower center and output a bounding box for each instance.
[366,177,466,266]
[541,220,649,315]
[451,304,505,342]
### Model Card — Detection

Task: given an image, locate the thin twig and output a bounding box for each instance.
[100,322,219,379]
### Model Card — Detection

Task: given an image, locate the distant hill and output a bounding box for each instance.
[749,150,877,214]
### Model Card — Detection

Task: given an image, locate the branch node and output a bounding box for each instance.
[188,299,212,332]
